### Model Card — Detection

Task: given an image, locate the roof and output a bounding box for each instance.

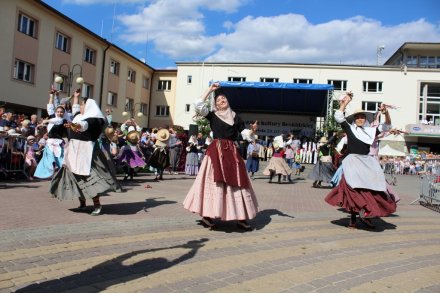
[384,42,440,65]
[213,81,333,116]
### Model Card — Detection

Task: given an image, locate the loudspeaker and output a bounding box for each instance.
[189,124,198,137]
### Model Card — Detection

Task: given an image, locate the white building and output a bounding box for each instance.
[174,43,440,153]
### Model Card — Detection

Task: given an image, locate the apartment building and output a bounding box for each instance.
[0,0,163,128]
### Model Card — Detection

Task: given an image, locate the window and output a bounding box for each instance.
[362,101,382,112]
[125,98,134,112]
[13,60,33,83]
[110,60,120,75]
[107,92,117,106]
[142,76,150,89]
[18,13,37,38]
[419,82,440,125]
[55,32,70,53]
[140,103,148,115]
[156,105,170,116]
[127,68,136,83]
[158,80,171,91]
[293,78,313,84]
[82,83,93,98]
[187,75,192,84]
[84,47,96,65]
[260,77,279,82]
[363,81,383,93]
[406,56,418,68]
[228,76,246,82]
[185,104,190,112]
[328,80,347,91]
[419,56,437,69]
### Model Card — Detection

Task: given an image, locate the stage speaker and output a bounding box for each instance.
[189,124,198,137]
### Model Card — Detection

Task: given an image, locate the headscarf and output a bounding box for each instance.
[72,98,104,123]
[210,91,235,126]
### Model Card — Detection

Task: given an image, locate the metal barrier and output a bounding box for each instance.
[413,173,440,212]
[0,134,29,180]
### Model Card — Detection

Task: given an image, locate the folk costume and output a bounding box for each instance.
[325,108,397,228]
[263,143,293,183]
[185,135,199,176]
[183,86,258,230]
[149,129,170,181]
[116,126,146,181]
[308,136,336,188]
[50,98,121,215]
[34,103,69,179]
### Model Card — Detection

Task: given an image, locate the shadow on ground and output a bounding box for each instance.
[16,238,208,292]
[331,217,397,232]
[69,197,177,215]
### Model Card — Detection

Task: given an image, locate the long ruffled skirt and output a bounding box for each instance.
[183,155,259,221]
[50,144,121,201]
[325,175,396,217]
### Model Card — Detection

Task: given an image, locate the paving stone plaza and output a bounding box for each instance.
[0,163,439,292]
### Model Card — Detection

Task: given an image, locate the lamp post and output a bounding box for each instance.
[54,63,84,96]
[122,102,144,119]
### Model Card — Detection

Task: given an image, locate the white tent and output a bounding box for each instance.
[378,144,407,156]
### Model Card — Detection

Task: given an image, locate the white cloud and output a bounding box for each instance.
[115,1,440,65]
[62,0,145,4]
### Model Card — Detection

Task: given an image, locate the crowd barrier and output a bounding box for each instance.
[413,172,440,213]
[0,134,29,180]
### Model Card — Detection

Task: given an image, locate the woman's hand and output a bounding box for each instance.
[210,82,220,92]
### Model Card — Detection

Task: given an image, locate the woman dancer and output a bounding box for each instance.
[116,126,146,181]
[325,92,396,228]
[183,83,258,230]
[34,90,69,179]
[50,90,121,215]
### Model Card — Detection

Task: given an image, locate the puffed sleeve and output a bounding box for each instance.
[194,99,209,117]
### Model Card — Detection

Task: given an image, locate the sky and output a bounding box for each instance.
[43,0,440,69]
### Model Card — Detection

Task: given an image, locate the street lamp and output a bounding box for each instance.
[122,102,144,118]
[54,63,84,96]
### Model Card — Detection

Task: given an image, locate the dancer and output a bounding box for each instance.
[183,82,258,230]
[34,90,69,179]
[308,136,336,188]
[116,126,146,181]
[149,128,170,181]
[50,90,121,215]
[263,142,293,183]
[325,92,397,229]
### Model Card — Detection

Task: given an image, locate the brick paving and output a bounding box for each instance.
[0,163,439,292]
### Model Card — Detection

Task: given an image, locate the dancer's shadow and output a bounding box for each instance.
[331,217,397,232]
[253,209,295,230]
[70,197,176,215]
[16,238,209,292]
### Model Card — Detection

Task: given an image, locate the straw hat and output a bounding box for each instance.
[104,127,115,141]
[7,129,20,136]
[154,128,170,147]
[319,136,328,143]
[156,128,170,142]
[126,126,140,144]
[346,109,374,124]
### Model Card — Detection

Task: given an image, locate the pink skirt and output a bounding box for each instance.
[183,156,259,221]
[325,175,397,217]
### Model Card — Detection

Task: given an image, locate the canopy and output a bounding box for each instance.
[213,81,334,116]
[379,144,407,156]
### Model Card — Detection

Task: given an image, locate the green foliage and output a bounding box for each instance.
[194,116,211,136]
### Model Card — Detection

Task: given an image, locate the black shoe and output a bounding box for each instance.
[200,217,215,228]
[237,220,253,231]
